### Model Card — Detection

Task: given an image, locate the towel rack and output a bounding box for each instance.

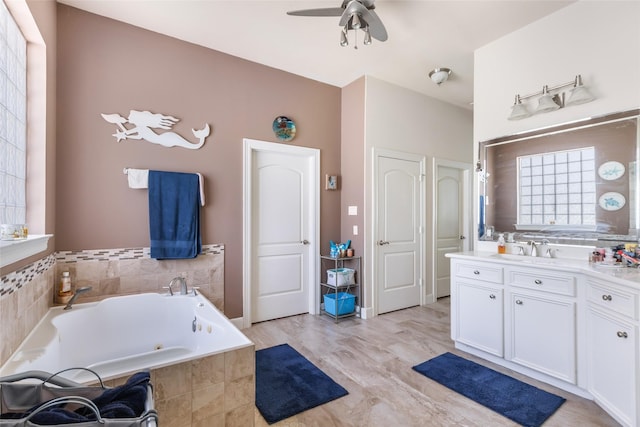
[123,167,206,206]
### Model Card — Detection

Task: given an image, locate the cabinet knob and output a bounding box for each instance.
[473,270,480,275]
[301,240,310,245]
[534,279,542,285]
[617,331,628,338]
[489,294,496,299]
[377,240,389,246]
[515,299,523,305]
[602,294,613,301]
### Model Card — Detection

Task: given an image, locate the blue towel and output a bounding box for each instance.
[0,372,151,424]
[148,171,201,259]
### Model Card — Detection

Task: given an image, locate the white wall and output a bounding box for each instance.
[363,76,473,313]
[474,1,640,143]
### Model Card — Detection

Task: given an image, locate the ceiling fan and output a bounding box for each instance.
[287,0,388,47]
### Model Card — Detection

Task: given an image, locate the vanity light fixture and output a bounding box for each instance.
[507,74,595,120]
[534,85,562,114]
[508,95,532,121]
[428,68,452,85]
[566,75,596,106]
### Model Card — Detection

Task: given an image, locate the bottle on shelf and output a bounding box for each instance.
[56,271,73,304]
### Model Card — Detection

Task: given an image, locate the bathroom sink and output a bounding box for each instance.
[489,253,585,266]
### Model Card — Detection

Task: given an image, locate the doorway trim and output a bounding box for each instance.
[242,138,320,328]
[430,157,473,302]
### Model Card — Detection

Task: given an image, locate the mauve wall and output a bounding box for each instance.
[55,5,341,317]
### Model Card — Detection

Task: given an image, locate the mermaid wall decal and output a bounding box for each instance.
[101,110,211,149]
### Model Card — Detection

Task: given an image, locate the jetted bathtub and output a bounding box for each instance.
[0,292,253,384]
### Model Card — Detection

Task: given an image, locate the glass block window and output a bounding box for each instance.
[518,147,596,226]
[0,0,27,225]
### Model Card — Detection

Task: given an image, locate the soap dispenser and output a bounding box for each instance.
[497,233,506,254]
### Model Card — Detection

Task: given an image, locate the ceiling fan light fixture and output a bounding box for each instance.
[363,26,372,45]
[340,26,349,47]
[351,12,362,29]
[428,68,452,85]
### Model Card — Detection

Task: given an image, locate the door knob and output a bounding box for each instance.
[301,240,310,245]
[377,240,389,246]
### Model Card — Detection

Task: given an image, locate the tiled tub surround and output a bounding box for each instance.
[0,254,56,365]
[0,244,255,426]
[104,346,256,427]
[53,244,225,310]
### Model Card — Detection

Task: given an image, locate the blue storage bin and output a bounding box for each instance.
[323,292,355,316]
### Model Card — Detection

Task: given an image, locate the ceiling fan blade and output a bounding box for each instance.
[363,10,387,41]
[287,7,344,17]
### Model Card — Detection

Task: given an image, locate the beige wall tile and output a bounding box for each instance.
[192,382,225,423]
[153,362,192,400]
[226,403,255,427]
[224,375,254,412]
[156,393,193,427]
[192,353,225,390]
[225,346,255,382]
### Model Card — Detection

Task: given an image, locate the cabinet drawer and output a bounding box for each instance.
[454,262,503,284]
[507,269,575,296]
[587,280,638,320]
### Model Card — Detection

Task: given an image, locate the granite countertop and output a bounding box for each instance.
[446,251,640,289]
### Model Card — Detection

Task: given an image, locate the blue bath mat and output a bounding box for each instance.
[255,343,348,424]
[413,352,565,427]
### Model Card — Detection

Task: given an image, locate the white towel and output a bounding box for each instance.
[125,168,206,206]
[127,168,149,189]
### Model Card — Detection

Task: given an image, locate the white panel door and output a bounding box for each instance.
[251,149,311,322]
[376,152,424,314]
[435,163,469,298]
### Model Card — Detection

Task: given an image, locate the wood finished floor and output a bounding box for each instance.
[243,297,620,427]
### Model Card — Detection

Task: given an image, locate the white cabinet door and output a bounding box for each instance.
[455,281,504,357]
[587,306,638,427]
[507,291,576,383]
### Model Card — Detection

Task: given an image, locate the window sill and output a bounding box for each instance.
[0,235,52,268]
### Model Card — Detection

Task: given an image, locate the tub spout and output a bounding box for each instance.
[168,277,188,295]
[63,286,93,310]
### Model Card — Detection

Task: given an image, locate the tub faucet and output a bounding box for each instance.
[167,277,188,295]
[63,286,93,310]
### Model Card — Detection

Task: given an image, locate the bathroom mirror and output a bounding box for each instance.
[480,109,640,245]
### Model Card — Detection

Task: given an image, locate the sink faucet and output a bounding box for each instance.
[167,277,188,295]
[63,286,93,310]
[528,241,538,257]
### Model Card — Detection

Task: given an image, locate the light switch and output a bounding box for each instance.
[353,225,358,235]
[348,206,358,216]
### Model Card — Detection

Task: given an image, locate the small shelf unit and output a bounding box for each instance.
[320,255,361,322]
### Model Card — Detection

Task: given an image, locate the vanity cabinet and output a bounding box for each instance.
[448,252,640,427]
[505,267,577,384]
[586,277,639,427]
[451,260,504,357]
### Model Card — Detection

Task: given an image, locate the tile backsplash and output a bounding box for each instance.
[0,244,225,367]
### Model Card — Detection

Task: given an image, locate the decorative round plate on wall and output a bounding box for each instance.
[598,192,626,211]
[272,116,296,142]
[598,161,625,180]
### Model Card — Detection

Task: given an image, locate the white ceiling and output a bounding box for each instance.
[56,0,574,110]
